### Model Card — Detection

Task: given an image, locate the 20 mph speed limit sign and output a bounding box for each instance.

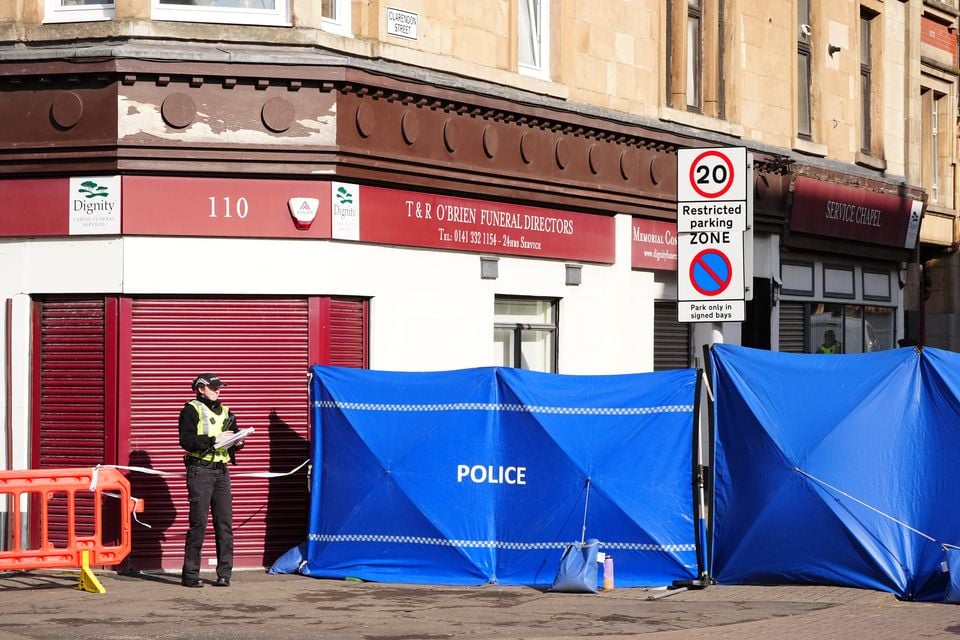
[677,147,747,204]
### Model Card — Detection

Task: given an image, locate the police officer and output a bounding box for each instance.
[817,330,841,354]
[179,372,244,588]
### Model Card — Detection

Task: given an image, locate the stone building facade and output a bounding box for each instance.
[0,0,949,570]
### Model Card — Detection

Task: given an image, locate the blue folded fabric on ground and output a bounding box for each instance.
[269,542,307,575]
[550,539,599,593]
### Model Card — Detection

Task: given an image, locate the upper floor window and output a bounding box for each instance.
[152,0,290,27]
[686,0,703,110]
[45,0,115,23]
[922,87,948,205]
[797,0,813,139]
[859,12,873,153]
[858,7,884,160]
[667,0,725,118]
[518,0,550,80]
[321,0,352,36]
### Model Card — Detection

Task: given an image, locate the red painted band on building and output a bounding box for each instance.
[355,185,615,263]
[123,176,334,239]
[789,176,923,249]
[631,218,678,271]
[0,178,70,236]
[0,177,615,263]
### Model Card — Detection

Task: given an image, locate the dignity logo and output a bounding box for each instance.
[69,176,121,235]
[78,180,109,199]
[331,182,360,240]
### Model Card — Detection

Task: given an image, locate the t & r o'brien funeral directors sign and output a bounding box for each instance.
[353,185,615,263]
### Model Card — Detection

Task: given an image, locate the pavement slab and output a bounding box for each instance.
[2,570,958,640]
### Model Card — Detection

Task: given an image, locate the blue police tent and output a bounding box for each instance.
[710,344,960,601]
[277,365,700,587]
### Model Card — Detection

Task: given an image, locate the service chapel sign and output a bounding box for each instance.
[789,176,923,250]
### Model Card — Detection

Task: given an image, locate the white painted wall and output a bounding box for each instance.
[120,216,653,373]
[0,215,663,470]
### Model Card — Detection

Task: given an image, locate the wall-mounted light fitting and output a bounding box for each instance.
[828,44,841,57]
[565,264,582,286]
[480,256,499,280]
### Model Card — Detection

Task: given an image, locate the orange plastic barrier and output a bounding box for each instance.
[0,467,143,572]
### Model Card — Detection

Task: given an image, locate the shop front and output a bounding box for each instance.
[778,175,924,354]
[1,172,652,570]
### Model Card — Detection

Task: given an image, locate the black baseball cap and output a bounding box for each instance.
[192,373,227,390]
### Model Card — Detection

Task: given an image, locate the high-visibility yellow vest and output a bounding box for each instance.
[187,399,232,463]
[818,343,840,354]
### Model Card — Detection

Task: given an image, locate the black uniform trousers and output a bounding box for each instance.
[182,459,234,581]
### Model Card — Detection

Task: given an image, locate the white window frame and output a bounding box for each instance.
[321,0,353,37]
[44,0,115,24]
[518,0,550,80]
[931,92,941,203]
[494,296,558,373]
[152,0,290,27]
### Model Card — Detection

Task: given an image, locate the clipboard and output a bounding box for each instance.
[215,427,255,450]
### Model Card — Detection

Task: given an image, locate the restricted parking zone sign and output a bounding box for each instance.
[676,147,749,323]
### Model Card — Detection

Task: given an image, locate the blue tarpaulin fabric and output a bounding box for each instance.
[944,549,960,604]
[710,344,960,602]
[289,365,699,587]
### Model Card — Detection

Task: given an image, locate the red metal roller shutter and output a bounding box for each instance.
[34,298,111,467]
[328,298,368,368]
[125,297,311,571]
[33,297,116,545]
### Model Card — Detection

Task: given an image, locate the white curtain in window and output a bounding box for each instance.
[686,15,701,108]
[519,0,542,69]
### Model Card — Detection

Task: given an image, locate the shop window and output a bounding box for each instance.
[864,306,895,351]
[321,0,352,36]
[809,303,845,354]
[781,302,895,355]
[797,0,813,139]
[44,0,115,23]
[152,0,290,27]
[518,0,550,79]
[666,0,726,118]
[493,296,557,372]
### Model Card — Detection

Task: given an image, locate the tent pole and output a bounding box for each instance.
[673,348,710,590]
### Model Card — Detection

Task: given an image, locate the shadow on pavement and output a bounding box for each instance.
[0,571,78,591]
